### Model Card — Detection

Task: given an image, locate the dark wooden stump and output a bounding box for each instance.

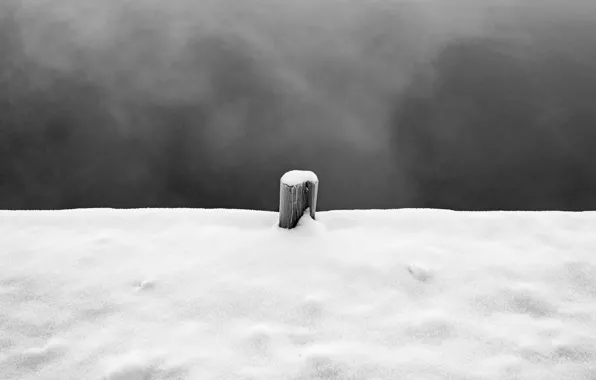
[279,171,318,229]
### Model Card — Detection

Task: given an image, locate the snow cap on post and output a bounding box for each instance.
[279,170,319,229]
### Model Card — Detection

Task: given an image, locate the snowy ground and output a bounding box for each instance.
[1,208,595,379]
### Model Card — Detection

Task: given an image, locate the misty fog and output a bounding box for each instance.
[1,0,596,211]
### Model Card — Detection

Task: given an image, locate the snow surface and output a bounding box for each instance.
[280,171,319,186]
[1,208,596,380]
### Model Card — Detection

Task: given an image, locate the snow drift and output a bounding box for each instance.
[1,208,595,379]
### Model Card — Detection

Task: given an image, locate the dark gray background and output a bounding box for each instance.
[1,0,595,211]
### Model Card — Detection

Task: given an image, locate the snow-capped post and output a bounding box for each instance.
[279,170,319,229]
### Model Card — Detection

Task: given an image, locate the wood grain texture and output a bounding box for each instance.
[279,179,318,229]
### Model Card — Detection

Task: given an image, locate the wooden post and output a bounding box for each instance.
[279,170,319,229]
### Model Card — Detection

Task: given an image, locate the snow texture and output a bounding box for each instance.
[280,170,319,186]
[1,208,596,380]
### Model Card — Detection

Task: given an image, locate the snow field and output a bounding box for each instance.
[0,209,595,379]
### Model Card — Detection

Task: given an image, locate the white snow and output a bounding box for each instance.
[280,170,319,186]
[1,208,596,380]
